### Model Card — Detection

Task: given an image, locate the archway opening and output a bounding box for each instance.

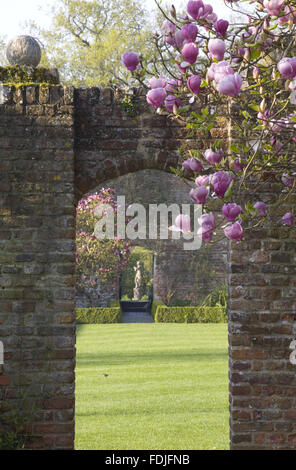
[74,169,229,450]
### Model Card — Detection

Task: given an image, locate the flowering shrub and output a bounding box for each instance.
[122,0,296,243]
[76,188,131,291]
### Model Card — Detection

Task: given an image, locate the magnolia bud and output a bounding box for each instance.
[285,79,291,91]
[171,4,177,19]
[243,48,250,62]
[259,98,266,113]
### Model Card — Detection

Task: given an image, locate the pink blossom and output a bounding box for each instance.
[122,52,140,71]
[282,212,294,226]
[197,225,213,243]
[222,203,242,222]
[263,0,284,16]
[181,24,198,43]
[164,95,182,113]
[253,201,266,217]
[146,88,167,108]
[234,158,246,172]
[216,73,242,97]
[199,213,215,230]
[281,173,294,188]
[187,75,201,94]
[189,186,209,204]
[162,20,176,35]
[181,42,199,64]
[211,171,233,198]
[277,57,296,79]
[204,148,224,165]
[195,175,210,186]
[187,1,214,20]
[149,76,167,89]
[169,214,192,233]
[208,39,226,61]
[224,222,243,241]
[208,61,234,82]
[182,158,203,172]
[214,19,229,37]
[197,213,215,243]
[166,77,182,93]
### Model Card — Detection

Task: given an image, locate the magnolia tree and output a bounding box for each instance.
[122,0,296,243]
[76,188,131,293]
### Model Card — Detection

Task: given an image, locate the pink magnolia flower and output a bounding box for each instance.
[281,173,294,188]
[214,19,229,37]
[181,42,199,64]
[204,148,224,165]
[187,1,214,20]
[166,77,182,93]
[146,88,166,108]
[207,61,234,82]
[195,175,210,186]
[197,225,213,243]
[122,52,140,71]
[197,212,215,243]
[263,0,284,16]
[278,6,296,25]
[169,214,192,233]
[182,158,203,172]
[234,158,246,172]
[187,75,201,94]
[181,24,198,43]
[282,212,294,226]
[224,222,243,241]
[189,186,209,204]
[216,73,242,97]
[208,39,226,61]
[211,171,233,198]
[277,57,296,79]
[149,76,167,89]
[161,20,176,36]
[253,201,266,217]
[199,213,215,230]
[222,203,242,222]
[164,95,182,113]
[174,30,186,48]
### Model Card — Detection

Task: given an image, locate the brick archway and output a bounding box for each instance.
[0,82,295,450]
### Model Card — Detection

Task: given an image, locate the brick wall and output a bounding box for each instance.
[228,181,296,449]
[0,79,295,450]
[0,84,76,449]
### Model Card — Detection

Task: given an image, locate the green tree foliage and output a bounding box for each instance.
[30,0,157,86]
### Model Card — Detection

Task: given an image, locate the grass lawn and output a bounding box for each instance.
[75,323,229,450]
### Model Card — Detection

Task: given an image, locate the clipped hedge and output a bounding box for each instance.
[151,300,166,319]
[76,307,121,324]
[155,306,227,323]
[109,300,121,308]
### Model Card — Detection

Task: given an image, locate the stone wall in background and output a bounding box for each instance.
[94,170,227,306]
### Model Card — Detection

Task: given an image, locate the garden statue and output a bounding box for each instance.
[6,35,42,67]
[133,261,144,301]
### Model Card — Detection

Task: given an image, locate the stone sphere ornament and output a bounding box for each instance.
[6,35,42,67]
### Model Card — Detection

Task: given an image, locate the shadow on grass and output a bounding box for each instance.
[76,405,227,418]
[76,349,228,366]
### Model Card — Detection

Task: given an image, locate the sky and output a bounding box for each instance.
[0,0,233,39]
